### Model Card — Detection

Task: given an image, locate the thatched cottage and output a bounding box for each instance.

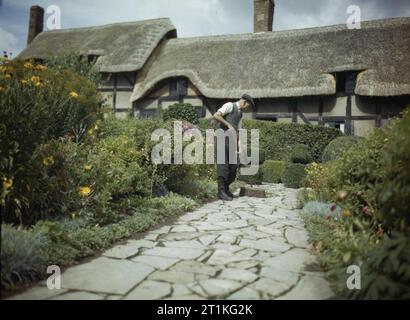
[18,1,410,136]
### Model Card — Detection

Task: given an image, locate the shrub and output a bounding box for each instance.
[373,108,410,232]
[44,51,102,85]
[242,120,341,162]
[303,162,336,200]
[297,188,318,207]
[0,58,103,224]
[302,213,377,291]
[261,160,284,183]
[98,115,138,139]
[162,103,199,124]
[323,108,410,232]
[282,163,306,188]
[289,144,313,164]
[322,135,362,163]
[349,231,410,299]
[239,167,263,185]
[1,224,45,289]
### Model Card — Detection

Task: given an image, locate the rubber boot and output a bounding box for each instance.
[224,182,237,198]
[218,179,233,201]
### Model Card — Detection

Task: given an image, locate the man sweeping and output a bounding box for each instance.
[213,94,255,201]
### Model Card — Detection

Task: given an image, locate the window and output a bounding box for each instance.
[195,106,205,118]
[139,109,159,119]
[170,78,188,97]
[335,71,358,94]
[255,115,277,122]
[325,121,345,133]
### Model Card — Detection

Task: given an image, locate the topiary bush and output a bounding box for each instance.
[261,160,285,183]
[239,167,263,185]
[242,120,341,162]
[322,135,363,163]
[282,163,306,188]
[162,103,200,124]
[1,224,45,290]
[289,144,313,164]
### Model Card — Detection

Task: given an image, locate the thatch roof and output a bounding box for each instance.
[131,17,410,101]
[18,18,176,73]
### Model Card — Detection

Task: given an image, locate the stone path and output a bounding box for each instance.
[9,183,334,300]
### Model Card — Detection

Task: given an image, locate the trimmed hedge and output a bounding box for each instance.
[242,120,341,162]
[239,167,263,185]
[261,160,284,183]
[283,163,306,188]
[289,144,313,164]
[322,135,362,162]
[162,103,199,124]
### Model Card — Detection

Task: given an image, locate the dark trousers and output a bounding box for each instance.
[216,142,238,186]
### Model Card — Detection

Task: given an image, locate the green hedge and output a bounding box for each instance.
[289,144,313,164]
[239,167,263,185]
[283,163,306,188]
[261,160,284,183]
[162,103,199,124]
[322,135,362,163]
[242,120,341,162]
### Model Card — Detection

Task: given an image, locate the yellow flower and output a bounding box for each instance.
[43,156,55,166]
[79,186,92,197]
[84,164,93,171]
[4,74,11,79]
[384,138,389,143]
[35,64,47,72]
[34,81,42,87]
[70,213,76,220]
[3,178,13,189]
[30,76,41,83]
[69,91,79,99]
[20,79,28,85]
[24,62,34,69]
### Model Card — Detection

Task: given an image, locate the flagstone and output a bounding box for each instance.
[124,281,171,300]
[60,257,154,294]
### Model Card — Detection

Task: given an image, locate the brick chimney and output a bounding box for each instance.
[27,5,44,45]
[254,0,274,33]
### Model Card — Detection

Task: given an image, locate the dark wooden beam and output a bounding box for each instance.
[113,73,118,112]
[289,99,298,123]
[345,94,352,134]
[318,97,324,125]
[122,73,135,87]
[297,108,311,124]
[99,87,133,92]
[376,103,382,128]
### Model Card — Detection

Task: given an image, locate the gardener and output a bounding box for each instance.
[213,94,255,201]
